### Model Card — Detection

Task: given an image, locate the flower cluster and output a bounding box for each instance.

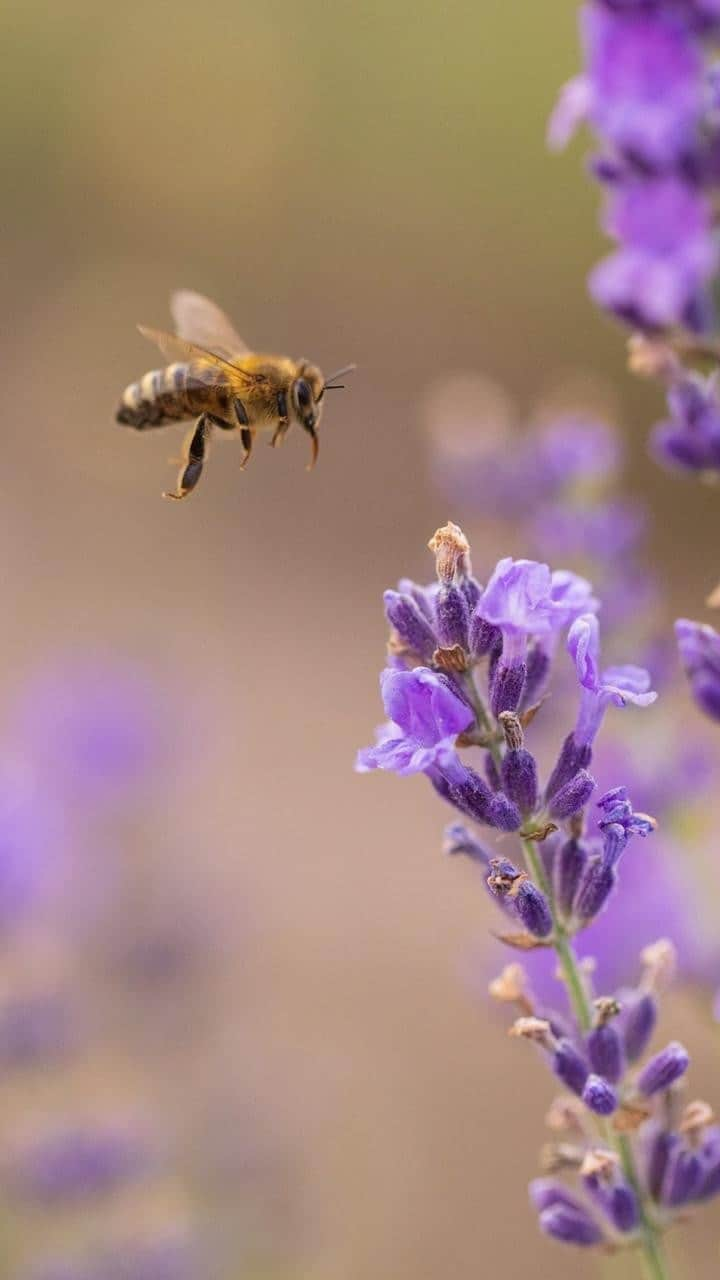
[551,3,720,480]
[358,523,718,1265]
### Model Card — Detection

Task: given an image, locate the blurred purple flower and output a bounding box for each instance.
[583,6,704,171]
[652,371,720,474]
[0,991,77,1070]
[676,617,720,719]
[5,1119,152,1205]
[590,178,716,330]
[10,656,172,808]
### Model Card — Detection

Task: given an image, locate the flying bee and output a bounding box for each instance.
[116,290,355,500]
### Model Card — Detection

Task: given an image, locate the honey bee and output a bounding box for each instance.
[116,290,354,500]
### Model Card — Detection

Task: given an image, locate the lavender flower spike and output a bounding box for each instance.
[676,618,720,721]
[568,614,657,748]
[355,667,472,778]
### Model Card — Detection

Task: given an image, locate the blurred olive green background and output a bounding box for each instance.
[1,1,718,1277]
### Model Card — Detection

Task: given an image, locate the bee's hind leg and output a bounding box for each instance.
[163,416,212,501]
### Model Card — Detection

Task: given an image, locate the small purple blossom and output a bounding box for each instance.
[569,614,657,746]
[355,668,472,778]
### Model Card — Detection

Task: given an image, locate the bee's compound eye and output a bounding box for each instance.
[295,378,313,410]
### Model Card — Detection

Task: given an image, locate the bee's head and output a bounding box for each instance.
[291,362,324,430]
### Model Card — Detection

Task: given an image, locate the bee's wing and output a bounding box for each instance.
[169,289,249,359]
[137,326,257,385]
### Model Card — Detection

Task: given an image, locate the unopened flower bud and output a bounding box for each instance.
[549,769,595,821]
[435,583,470,651]
[587,1022,624,1085]
[637,1042,690,1097]
[501,746,538,817]
[620,991,657,1063]
[383,591,437,661]
[553,1039,589,1096]
[582,1074,618,1116]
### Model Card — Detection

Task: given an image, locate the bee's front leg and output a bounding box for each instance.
[239,427,254,470]
[301,419,319,470]
[163,415,211,501]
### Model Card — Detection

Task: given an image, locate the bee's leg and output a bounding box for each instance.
[301,420,319,470]
[270,393,290,449]
[270,420,290,449]
[163,415,211,501]
[239,427,254,470]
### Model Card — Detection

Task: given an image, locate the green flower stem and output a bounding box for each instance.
[460,670,503,771]
[520,838,670,1280]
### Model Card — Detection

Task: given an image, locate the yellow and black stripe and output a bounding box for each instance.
[116,363,227,429]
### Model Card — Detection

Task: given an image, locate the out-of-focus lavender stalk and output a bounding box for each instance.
[358,522,720,1278]
[550,2,720,481]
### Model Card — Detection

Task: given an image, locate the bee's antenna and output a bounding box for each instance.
[319,363,356,401]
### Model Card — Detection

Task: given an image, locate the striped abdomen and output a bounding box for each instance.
[116,363,233,429]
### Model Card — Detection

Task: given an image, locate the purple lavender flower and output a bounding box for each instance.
[590,178,716,331]
[5,1119,152,1204]
[360,521,720,1267]
[582,6,705,171]
[568,614,657,747]
[676,617,720,719]
[637,1041,690,1096]
[356,668,472,777]
[477,559,556,713]
[652,370,720,474]
[479,559,556,659]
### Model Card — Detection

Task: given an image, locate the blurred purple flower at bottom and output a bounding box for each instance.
[20,1229,203,1280]
[5,1120,152,1205]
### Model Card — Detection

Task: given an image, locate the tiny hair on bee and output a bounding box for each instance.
[116,290,355,500]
